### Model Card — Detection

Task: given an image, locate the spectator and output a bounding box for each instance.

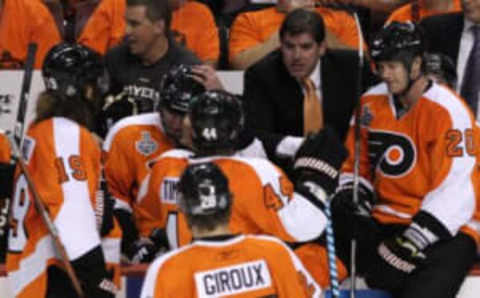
[243,8,374,141]
[229,0,366,69]
[170,0,220,67]
[420,0,480,118]
[0,0,60,69]
[6,44,119,298]
[43,0,126,55]
[104,0,224,126]
[316,0,406,13]
[332,22,479,298]
[386,0,462,23]
[135,90,349,287]
[140,162,322,298]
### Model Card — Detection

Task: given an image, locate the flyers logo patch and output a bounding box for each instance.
[368,130,416,178]
[135,132,158,156]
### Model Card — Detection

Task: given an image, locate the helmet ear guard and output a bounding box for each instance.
[177,162,232,216]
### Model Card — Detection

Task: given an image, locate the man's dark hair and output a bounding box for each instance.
[279,8,325,43]
[126,0,172,31]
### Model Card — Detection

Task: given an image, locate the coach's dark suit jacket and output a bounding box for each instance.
[420,12,464,69]
[243,49,375,141]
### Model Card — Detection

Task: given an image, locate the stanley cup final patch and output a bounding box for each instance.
[194,260,272,297]
[135,131,158,156]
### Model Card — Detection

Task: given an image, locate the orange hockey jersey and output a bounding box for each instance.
[6,117,120,298]
[140,234,322,298]
[136,149,327,248]
[103,113,175,217]
[341,82,480,246]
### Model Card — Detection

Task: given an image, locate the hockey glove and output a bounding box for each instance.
[72,246,118,298]
[331,182,375,217]
[367,211,451,291]
[293,127,348,208]
[367,233,427,291]
[127,228,169,264]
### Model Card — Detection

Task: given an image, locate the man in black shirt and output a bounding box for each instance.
[104,0,222,132]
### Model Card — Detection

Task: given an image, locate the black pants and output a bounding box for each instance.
[331,205,477,298]
[46,266,80,298]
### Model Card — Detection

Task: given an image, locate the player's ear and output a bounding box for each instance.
[410,56,422,79]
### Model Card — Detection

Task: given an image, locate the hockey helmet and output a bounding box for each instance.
[177,162,231,216]
[370,21,424,65]
[159,64,205,113]
[42,43,109,99]
[424,52,457,88]
[189,90,244,153]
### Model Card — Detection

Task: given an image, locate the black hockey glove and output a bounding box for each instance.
[367,233,427,291]
[331,182,375,217]
[0,162,15,199]
[367,211,451,291]
[72,246,118,298]
[293,127,348,208]
[127,228,168,264]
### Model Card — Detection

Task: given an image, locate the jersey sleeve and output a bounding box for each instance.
[233,159,327,242]
[103,132,136,212]
[419,101,477,236]
[228,11,262,62]
[261,236,322,298]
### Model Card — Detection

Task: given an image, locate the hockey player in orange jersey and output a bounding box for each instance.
[103,65,207,258]
[134,90,349,287]
[6,43,119,298]
[105,65,306,262]
[140,161,322,298]
[331,22,480,298]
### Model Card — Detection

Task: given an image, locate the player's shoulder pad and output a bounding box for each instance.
[423,82,473,128]
[228,156,284,184]
[145,242,194,276]
[103,113,161,150]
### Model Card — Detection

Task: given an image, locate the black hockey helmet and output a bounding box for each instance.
[158,64,205,113]
[189,90,244,153]
[42,43,109,99]
[177,162,231,216]
[370,21,424,66]
[424,52,457,88]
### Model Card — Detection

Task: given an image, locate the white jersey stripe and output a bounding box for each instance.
[53,118,100,260]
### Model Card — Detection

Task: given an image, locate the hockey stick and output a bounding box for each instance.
[6,133,86,298]
[350,10,365,298]
[324,199,340,298]
[13,43,37,149]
